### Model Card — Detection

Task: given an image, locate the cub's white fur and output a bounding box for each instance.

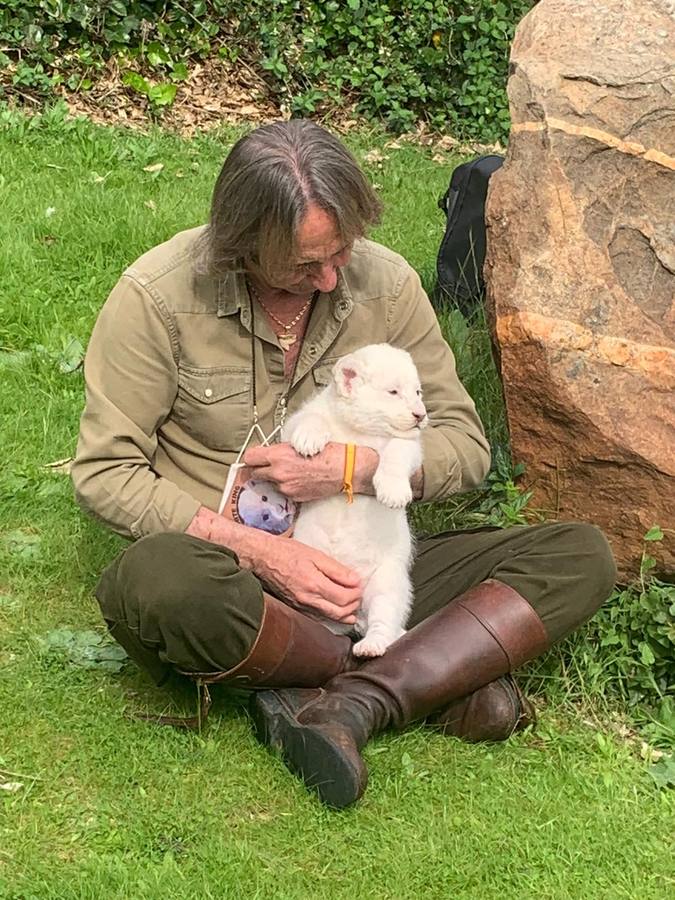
[282,343,427,657]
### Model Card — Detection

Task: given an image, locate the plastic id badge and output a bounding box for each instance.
[217,421,297,537]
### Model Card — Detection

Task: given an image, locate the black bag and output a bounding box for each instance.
[435,154,504,316]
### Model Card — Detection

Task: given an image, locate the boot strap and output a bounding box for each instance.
[125,680,212,731]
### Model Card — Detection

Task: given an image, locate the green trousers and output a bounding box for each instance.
[95,522,616,687]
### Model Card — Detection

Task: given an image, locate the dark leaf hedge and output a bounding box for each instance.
[0,0,535,140]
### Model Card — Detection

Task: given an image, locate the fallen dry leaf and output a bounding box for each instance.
[0,782,23,793]
[42,457,73,474]
[143,163,164,174]
[363,148,388,165]
[436,135,459,151]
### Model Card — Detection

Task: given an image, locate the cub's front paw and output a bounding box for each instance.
[352,634,392,658]
[287,418,330,457]
[373,470,413,509]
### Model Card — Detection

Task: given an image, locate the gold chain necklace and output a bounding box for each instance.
[247,281,314,352]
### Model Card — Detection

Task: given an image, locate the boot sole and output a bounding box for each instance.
[250,691,368,809]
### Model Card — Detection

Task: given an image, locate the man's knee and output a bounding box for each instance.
[498,520,618,642]
[96,532,264,675]
[113,532,239,615]
[549,522,617,639]
[550,521,617,616]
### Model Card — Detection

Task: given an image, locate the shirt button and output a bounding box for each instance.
[308,346,317,356]
[204,388,213,398]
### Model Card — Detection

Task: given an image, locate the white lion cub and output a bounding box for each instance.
[282,343,427,657]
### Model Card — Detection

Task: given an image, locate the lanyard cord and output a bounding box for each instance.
[217,285,318,517]
[247,282,318,426]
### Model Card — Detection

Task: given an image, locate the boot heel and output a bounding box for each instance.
[250,690,368,809]
[249,690,284,749]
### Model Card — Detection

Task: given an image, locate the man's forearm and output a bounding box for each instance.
[186,506,269,570]
[188,446,424,557]
[353,447,424,500]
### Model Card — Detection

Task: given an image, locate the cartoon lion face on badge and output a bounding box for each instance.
[236,478,297,535]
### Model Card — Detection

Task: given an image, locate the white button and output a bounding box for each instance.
[204,388,213,398]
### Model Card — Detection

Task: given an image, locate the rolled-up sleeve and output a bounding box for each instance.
[71,275,201,538]
[388,266,491,501]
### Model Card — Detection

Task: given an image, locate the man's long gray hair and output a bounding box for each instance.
[196,120,383,280]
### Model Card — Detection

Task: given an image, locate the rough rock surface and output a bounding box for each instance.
[485,0,674,579]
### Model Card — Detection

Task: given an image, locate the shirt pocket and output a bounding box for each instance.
[173,365,251,452]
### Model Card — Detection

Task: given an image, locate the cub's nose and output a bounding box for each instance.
[413,410,426,424]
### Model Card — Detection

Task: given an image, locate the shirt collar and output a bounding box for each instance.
[331,268,354,321]
[216,270,249,317]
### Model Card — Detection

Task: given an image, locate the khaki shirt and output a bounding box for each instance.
[72,227,490,539]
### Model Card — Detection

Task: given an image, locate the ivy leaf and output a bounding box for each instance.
[644,526,664,542]
[148,83,177,107]
[638,642,656,666]
[146,41,171,67]
[58,337,85,373]
[122,71,150,96]
[0,349,32,369]
[3,530,42,560]
[42,627,128,672]
[648,755,675,790]
[170,62,188,82]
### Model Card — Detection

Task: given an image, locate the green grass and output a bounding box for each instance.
[1,105,673,899]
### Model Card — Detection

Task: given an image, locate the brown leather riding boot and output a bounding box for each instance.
[126,593,357,730]
[428,674,536,742]
[250,579,549,808]
[179,592,357,688]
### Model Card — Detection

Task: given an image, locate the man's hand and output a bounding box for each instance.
[187,506,362,623]
[255,536,362,624]
[243,441,378,502]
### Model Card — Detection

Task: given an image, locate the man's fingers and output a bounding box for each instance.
[316,578,362,608]
[244,443,298,466]
[309,597,358,624]
[315,553,362,589]
[242,446,271,466]
[314,577,362,610]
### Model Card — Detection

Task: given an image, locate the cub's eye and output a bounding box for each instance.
[388,389,399,396]
[262,495,268,502]
[416,389,422,397]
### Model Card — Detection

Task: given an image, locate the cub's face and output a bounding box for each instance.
[334,346,428,438]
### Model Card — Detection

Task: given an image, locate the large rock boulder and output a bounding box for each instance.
[485,0,675,580]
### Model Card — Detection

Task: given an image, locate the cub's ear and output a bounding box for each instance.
[333,355,363,397]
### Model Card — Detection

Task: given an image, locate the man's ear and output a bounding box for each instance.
[333,355,363,398]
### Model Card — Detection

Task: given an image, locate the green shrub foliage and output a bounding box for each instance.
[0,0,534,140]
[587,534,675,705]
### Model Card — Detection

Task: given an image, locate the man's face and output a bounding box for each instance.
[256,204,353,296]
